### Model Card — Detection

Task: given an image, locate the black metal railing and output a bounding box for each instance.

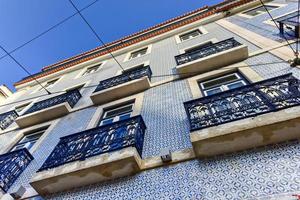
[23,89,81,115]
[38,116,146,171]
[184,73,300,131]
[93,66,152,93]
[175,38,242,65]
[0,149,33,192]
[0,110,18,130]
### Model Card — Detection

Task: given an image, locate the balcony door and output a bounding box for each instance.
[199,73,248,96]
[11,127,47,151]
[99,103,134,126]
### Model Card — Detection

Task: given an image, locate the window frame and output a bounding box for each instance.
[82,63,102,77]
[239,3,282,19]
[199,72,249,97]
[123,45,152,62]
[15,102,31,115]
[10,126,48,152]
[98,101,135,126]
[175,26,208,44]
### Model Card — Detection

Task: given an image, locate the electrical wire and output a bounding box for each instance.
[68,0,125,72]
[0,45,52,95]
[259,0,297,56]
[0,0,101,62]
[0,60,289,109]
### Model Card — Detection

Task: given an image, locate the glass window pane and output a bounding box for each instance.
[180,30,201,41]
[104,104,133,119]
[227,81,246,90]
[206,88,222,96]
[202,74,239,90]
[130,48,148,59]
[100,118,114,126]
[119,113,131,121]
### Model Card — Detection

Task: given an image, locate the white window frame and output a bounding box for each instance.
[86,93,144,129]
[75,61,106,79]
[4,120,59,154]
[200,73,247,96]
[116,61,150,76]
[175,26,208,44]
[238,3,283,19]
[99,102,135,126]
[179,38,218,54]
[123,45,152,62]
[15,102,32,115]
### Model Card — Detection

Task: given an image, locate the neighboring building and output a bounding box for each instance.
[1,0,300,199]
[0,85,13,104]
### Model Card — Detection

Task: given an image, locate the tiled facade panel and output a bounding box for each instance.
[141,80,193,158]
[227,1,297,42]
[47,141,300,200]
[245,52,300,79]
[8,107,97,192]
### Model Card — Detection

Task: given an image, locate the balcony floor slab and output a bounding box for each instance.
[191,106,300,157]
[15,102,72,128]
[176,44,248,78]
[30,147,142,195]
[90,77,151,105]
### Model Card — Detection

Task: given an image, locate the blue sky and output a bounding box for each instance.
[0,0,222,90]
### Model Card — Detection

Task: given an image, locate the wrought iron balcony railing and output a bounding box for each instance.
[93,66,152,93]
[0,110,18,130]
[184,73,300,131]
[23,89,81,115]
[0,149,33,192]
[175,38,242,65]
[38,116,146,171]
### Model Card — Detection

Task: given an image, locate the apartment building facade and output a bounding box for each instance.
[1,0,300,199]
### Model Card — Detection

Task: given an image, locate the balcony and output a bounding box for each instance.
[0,149,33,193]
[0,110,18,130]
[90,66,152,105]
[175,38,248,78]
[184,73,300,157]
[16,90,81,128]
[30,116,146,195]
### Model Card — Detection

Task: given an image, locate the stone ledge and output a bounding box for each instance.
[176,44,248,78]
[30,147,142,195]
[90,77,151,105]
[191,106,300,157]
[15,102,72,128]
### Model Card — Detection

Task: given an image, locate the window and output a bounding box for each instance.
[185,41,213,53]
[15,103,30,114]
[11,127,47,151]
[82,64,101,76]
[66,84,84,93]
[40,79,58,91]
[199,73,248,96]
[243,5,278,16]
[99,103,134,126]
[180,29,202,41]
[129,48,148,60]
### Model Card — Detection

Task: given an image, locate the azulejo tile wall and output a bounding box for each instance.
[141,80,193,158]
[8,107,97,193]
[47,140,300,200]
[227,2,297,42]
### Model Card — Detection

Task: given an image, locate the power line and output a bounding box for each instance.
[259,0,297,56]
[0,0,100,62]
[0,60,290,109]
[0,45,52,95]
[67,0,125,72]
